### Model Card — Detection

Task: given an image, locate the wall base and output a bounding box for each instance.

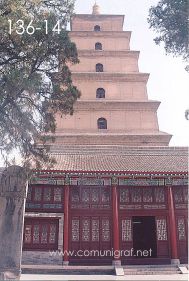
[171,259,180,265]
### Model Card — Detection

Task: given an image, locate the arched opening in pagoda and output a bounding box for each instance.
[95,42,102,50]
[96,88,105,98]
[97,118,107,129]
[96,63,103,72]
[94,25,101,31]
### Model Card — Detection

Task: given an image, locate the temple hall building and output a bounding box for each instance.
[22,4,188,267]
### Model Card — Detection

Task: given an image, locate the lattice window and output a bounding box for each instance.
[143,188,153,203]
[174,188,183,203]
[34,187,42,201]
[49,224,57,243]
[183,188,188,203]
[71,188,80,203]
[120,188,129,203]
[91,188,100,203]
[122,219,132,241]
[102,219,110,242]
[26,186,63,211]
[92,219,100,242]
[54,187,62,202]
[156,219,167,240]
[23,220,58,250]
[33,225,40,243]
[43,187,51,201]
[177,218,186,240]
[102,188,110,203]
[24,225,32,243]
[82,219,90,242]
[131,188,142,203]
[72,219,80,242]
[154,187,165,203]
[82,188,90,203]
[41,225,48,244]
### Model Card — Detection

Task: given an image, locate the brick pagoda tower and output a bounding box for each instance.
[54,3,172,146]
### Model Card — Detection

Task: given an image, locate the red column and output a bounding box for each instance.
[167,185,179,264]
[63,183,69,265]
[112,184,121,263]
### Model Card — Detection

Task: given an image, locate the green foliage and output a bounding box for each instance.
[0,0,80,167]
[148,0,188,61]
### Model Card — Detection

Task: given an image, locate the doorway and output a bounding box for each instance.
[132,216,157,258]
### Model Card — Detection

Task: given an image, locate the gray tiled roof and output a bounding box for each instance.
[46,146,188,173]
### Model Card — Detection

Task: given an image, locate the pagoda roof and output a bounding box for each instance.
[40,146,188,174]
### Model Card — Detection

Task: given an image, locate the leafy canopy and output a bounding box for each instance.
[148,0,188,61]
[0,0,80,167]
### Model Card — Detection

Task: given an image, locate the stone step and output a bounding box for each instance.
[124,267,179,271]
[22,265,115,275]
[123,265,181,275]
[124,271,180,275]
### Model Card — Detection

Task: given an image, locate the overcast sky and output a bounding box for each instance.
[74,0,189,146]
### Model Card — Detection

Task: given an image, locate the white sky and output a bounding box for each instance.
[74,0,189,146]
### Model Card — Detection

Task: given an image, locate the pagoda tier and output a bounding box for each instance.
[54,10,172,146]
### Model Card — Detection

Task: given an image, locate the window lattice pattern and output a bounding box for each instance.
[131,188,142,203]
[71,188,80,202]
[102,188,110,203]
[122,219,132,241]
[143,188,153,203]
[34,188,42,201]
[183,188,188,203]
[82,219,90,241]
[41,225,48,244]
[177,218,186,240]
[33,225,40,243]
[44,188,51,201]
[174,188,183,203]
[72,219,80,242]
[102,219,110,242]
[54,188,62,202]
[91,188,100,203]
[120,189,129,203]
[49,225,57,243]
[82,188,90,203]
[156,219,167,240]
[24,225,32,244]
[154,187,165,203]
[92,219,100,242]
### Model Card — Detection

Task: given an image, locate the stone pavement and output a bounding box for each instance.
[21,273,188,281]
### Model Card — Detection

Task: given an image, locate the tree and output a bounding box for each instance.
[148,0,189,120]
[148,0,188,62]
[0,0,80,167]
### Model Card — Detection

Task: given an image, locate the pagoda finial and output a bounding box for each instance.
[92,2,100,15]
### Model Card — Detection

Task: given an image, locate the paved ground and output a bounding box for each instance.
[21,273,188,281]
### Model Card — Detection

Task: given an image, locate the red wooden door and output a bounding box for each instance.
[70,215,112,263]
